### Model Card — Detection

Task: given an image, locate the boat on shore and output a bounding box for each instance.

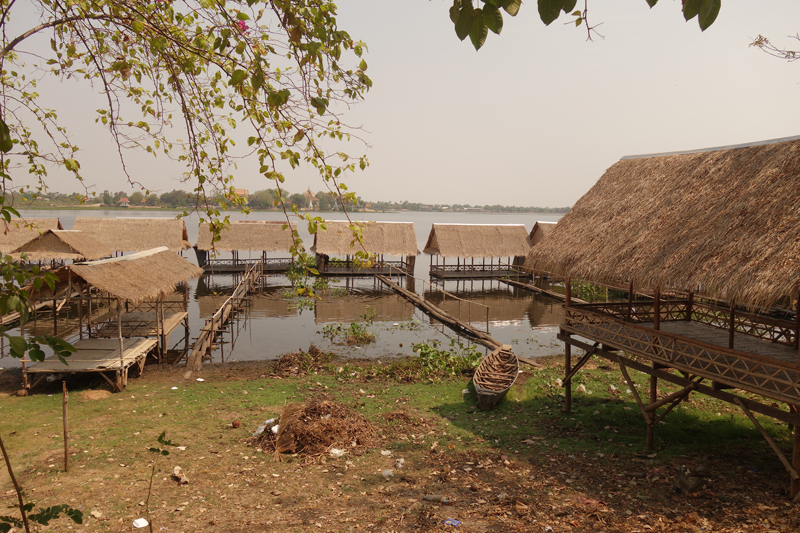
[473,344,519,411]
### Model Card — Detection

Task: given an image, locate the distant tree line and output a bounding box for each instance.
[6,189,569,213]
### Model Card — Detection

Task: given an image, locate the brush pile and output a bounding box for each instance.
[253,398,378,457]
[273,344,333,376]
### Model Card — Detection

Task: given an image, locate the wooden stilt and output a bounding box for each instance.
[647,363,658,449]
[117,299,125,390]
[793,419,800,501]
[627,280,634,322]
[729,299,736,350]
[653,288,661,331]
[686,289,694,321]
[564,277,572,413]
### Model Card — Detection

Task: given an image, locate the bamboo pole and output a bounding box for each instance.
[653,287,661,330]
[686,289,694,322]
[62,382,69,473]
[564,277,572,413]
[117,299,125,390]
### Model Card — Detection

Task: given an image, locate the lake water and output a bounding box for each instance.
[1,209,566,368]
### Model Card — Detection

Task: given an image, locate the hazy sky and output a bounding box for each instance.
[13,1,800,207]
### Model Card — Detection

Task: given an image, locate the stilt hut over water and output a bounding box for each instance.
[73,217,191,255]
[0,218,63,255]
[22,247,203,392]
[525,135,800,499]
[194,220,296,272]
[424,224,531,280]
[312,221,418,276]
[11,230,112,262]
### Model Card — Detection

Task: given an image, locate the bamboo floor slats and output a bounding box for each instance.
[92,312,188,339]
[25,338,157,373]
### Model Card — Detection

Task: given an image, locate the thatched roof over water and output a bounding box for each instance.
[529,221,558,247]
[195,220,296,252]
[525,136,800,309]
[39,247,203,304]
[0,218,63,253]
[73,217,190,252]
[312,221,418,256]
[12,230,112,261]
[423,224,530,258]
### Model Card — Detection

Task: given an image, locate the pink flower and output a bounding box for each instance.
[235,20,249,34]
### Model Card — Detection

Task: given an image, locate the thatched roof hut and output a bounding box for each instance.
[0,218,63,254]
[525,135,800,309]
[311,221,418,256]
[73,217,191,253]
[12,230,112,261]
[35,247,203,304]
[195,220,296,252]
[423,224,530,258]
[529,221,557,247]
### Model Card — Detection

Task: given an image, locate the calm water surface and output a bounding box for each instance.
[2,209,566,368]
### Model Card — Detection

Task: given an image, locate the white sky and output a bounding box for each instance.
[12,1,800,207]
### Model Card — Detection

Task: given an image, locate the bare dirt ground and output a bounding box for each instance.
[0,357,799,532]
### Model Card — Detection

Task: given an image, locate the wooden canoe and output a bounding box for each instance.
[473,344,519,411]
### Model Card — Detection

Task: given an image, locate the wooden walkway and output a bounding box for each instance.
[497,278,588,304]
[24,338,157,392]
[184,262,262,375]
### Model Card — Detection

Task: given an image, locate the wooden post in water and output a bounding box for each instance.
[686,289,694,321]
[564,276,572,414]
[62,382,69,472]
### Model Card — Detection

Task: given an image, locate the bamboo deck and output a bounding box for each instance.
[92,311,188,339]
[430,268,519,280]
[24,338,157,391]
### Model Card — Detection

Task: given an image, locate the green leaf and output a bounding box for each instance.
[64,158,80,172]
[251,71,264,91]
[449,1,461,24]
[469,15,489,50]
[683,0,701,21]
[455,6,474,41]
[645,0,658,7]
[499,0,522,16]
[236,12,250,20]
[697,0,720,31]
[0,118,12,153]
[229,69,247,86]
[538,0,577,26]
[483,5,504,34]
[8,336,27,358]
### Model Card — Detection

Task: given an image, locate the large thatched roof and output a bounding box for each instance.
[195,220,296,252]
[525,135,800,309]
[312,221,418,256]
[12,230,112,261]
[0,218,63,253]
[38,247,203,304]
[529,221,557,246]
[423,224,530,258]
[73,217,190,253]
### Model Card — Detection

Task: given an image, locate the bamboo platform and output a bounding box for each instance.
[24,338,157,392]
[430,267,520,280]
[497,278,588,304]
[92,311,188,339]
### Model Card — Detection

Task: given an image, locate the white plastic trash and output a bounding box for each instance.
[271,424,280,435]
[329,448,346,459]
[132,518,149,528]
[253,426,266,437]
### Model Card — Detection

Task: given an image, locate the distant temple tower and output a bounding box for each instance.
[303,187,318,209]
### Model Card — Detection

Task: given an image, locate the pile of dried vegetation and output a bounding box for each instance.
[253,398,378,457]
[272,344,334,376]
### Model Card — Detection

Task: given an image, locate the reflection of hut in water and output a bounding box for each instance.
[423,288,531,325]
[73,217,191,255]
[11,230,112,262]
[197,292,297,319]
[194,220,296,272]
[22,247,202,392]
[527,221,558,278]
[424,224,531,279]
[314,293,414,324]
[1,218,64,263]
[312,221,418,276]
[526,298,562,327]
[526,135,800,498]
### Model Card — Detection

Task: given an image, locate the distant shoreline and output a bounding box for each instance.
[14,205,570,214]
